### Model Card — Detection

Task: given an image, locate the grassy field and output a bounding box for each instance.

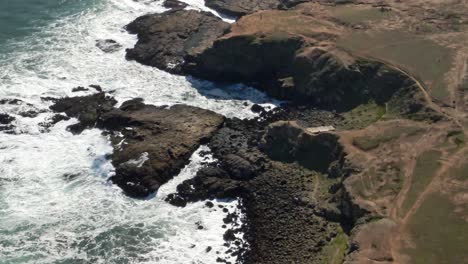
[338,101,386,130]
[329,5,393,24]
[353,126,424,151]
[405,193,468,264]
[447,152,468,180]
[351,162,403,201]
[338,31,454,102]
[319,226,349,264]
[401,150,442,215]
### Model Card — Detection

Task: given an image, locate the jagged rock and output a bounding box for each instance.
[184,33,304,92]
[168,117,350,263]
[39,114,70,129]
[96,39,122,53]
[126,9,229,73]
[250,104,265,113]
[0,98,24,105]
[0,113,15,125]
[102,103,224,197]
[72,86,89,92]
[50,93,224,198]
[165,193,187,207]
[49,92,117,133]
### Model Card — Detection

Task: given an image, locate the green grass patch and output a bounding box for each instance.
[447,130,465,148]
[319,226,349,264]
[405,193,468,264]
[447,156,468,180]
[338,31,454,102]
[338,101,386,130]
[353,126,425,151]
[400,150,442,215]
[330,5,393,24]
[352,162,403,200]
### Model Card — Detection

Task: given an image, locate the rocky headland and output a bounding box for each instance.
[48,0,468,263]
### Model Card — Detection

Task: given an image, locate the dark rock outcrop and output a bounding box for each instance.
[260,121,343,173]
[0,113,15,125]
[125,9,229,73]
[167,118,353,263]
[104,102,224,198]
[72,86,89,92]
[0,113,15,132]
[184,33,304,94]
[50,94,224,198]
[49,92,117,134]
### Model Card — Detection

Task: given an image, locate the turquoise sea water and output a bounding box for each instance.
[0,0,97,48]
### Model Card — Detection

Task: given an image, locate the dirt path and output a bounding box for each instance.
[401,145,466,223]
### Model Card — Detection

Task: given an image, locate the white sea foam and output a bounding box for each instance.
[0,125,242,263]
[0,0,276,120]
[0,0,258,262]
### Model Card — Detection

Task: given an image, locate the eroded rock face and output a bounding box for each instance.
[260,121,344,173]
[50,94,224,198]
[125,9,229,73]
[184,33,304,92]
[167,118,353,263]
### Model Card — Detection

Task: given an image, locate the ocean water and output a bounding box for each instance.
[0,0,271,263]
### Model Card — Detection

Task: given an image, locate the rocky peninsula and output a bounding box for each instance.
[50,0,468,263]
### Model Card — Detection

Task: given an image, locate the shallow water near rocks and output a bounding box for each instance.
[0,0,265,262]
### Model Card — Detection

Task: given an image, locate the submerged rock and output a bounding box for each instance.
[96,39,122,53]
[163,0,188,10]
[125,9,229,74]
[0,113,15,125]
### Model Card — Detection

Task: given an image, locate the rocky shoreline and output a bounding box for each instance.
[45,0,466,263]
[49,90,363,263]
